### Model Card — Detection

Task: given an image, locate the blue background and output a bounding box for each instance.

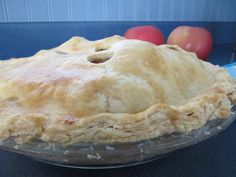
[0,0,236,22]
[0,22,235,61]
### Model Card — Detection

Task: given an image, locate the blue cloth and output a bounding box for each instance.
[224,63,236,79]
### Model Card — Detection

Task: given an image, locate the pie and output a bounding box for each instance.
[0,35,235,144]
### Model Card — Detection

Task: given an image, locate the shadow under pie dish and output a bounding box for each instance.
[0,35,235,147]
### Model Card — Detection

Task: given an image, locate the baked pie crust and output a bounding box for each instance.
[0,35,235,144]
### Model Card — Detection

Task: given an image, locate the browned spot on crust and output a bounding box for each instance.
[167,46,179,51]
[187,112,194,116]
[212,87,224,94]
[55,51,68,55]
[153,104,180,126]
[169,110,180,125]
[95,46,108,52]
[227,91,234,96]
[217,108,231,118]
[64,116,77,125]
[6,96,18,102]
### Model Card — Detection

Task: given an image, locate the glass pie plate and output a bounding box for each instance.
[0,107,235,169]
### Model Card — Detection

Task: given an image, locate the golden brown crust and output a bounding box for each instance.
[0,35,235,144]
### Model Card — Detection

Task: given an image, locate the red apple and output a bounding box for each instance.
[167,26,213,60]
[124,26,165,45]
